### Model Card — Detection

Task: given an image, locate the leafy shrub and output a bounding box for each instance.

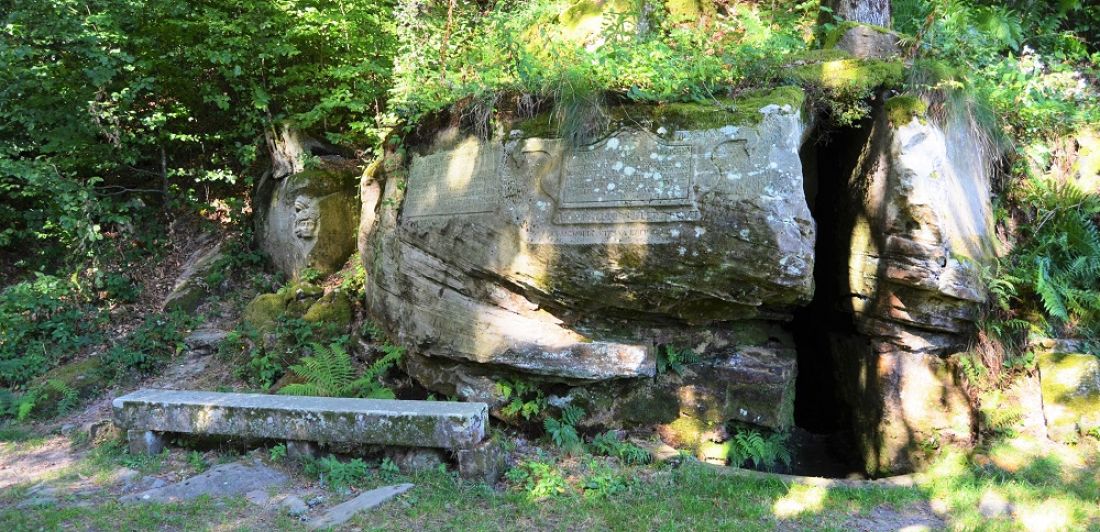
[580,460,630,499]
[0,274,104,387]
[101,311,196,379]
[223,316,346,389]
[269,443,288,462]
[278,341,402,398]
[992,181,1100,338]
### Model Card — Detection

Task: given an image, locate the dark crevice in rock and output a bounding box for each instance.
[785,120,872,476]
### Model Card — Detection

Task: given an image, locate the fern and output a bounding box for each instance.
[590,431,651,465]
[279,342,402,398]
[544,405,585,451]
[657,345,700,376]
[727,428,791,470]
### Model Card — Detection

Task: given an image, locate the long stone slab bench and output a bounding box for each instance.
[113,389,500,479]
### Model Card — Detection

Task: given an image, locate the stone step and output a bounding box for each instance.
[113,389,488,450]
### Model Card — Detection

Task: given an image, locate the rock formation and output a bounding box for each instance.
[255,128,361,279]
[823,95,994,474]
[362,87,814,437]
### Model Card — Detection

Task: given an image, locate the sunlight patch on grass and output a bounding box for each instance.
[771,483,827,519]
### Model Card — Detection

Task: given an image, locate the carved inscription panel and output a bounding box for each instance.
[404,142,499,219]
[553,136,698,225]
[560,140,694,208]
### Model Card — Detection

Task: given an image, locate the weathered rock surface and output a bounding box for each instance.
[256,128,360,279]
[121,463,287,503]
[567,343,797,434]
[1038,349,1100,441]
[830,23,900,59]
[363,89,814,431]
[307,483,413,529]
[113,389,489,449]
[163,237,223,312]
[826,97,992,474]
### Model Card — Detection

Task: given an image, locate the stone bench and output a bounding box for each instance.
[113,389,500,480]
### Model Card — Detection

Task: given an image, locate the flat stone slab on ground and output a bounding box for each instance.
[308,483,413,529]
[120,463,287,503]
[113,389,488,449]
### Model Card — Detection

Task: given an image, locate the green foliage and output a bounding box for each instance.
[223,315,346,389]
[543,405,585,452]
[101,311,196,379]
[305,455,371,493]
[278,341,402,398]
[505,458,569,500]
[656,345,700,376]
[380,457,400,475]
[392,0,817,123]
[187,450,209,473]
[269,443,288,462]
[0,274,105,387]
[497,379,547,421]
[726,428,791,470]
[0,0,396,257]
[589,431,652,465]
[993,181,1100,337]
[299,267,323,284]
[580,460,630,499]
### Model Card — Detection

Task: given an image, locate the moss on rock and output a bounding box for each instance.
[885,94,929,125]
[303,291,353,328]
[787,56,905,93]
[512,86,806,139]
[1039,351,1100,440]
[243,292,292,333]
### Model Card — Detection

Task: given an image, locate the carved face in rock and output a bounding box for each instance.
[293,196,319,240]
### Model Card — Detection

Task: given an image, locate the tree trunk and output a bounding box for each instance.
[825,0,891,28]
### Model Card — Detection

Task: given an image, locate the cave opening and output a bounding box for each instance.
[783,121,874,477]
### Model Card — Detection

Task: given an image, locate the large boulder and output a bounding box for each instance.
[827,94,993,474]
[363,87,814,430]
[256,129,360,279]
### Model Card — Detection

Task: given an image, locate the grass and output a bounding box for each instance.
[2,427,1098,530]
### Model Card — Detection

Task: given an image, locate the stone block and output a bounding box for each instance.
[286,440,319,461]
[127,430,166,455]
[113,389,489,449]
[455,440,506,484]
[1039,351,1100,441]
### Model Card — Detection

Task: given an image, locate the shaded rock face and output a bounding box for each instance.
[832,24,900,60]
[1037,345,1100,441]
[825,99,992,474]
[256,129,360,279]
[363,92,814,430]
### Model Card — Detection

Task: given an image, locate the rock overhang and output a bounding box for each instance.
[363,89,816,404]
